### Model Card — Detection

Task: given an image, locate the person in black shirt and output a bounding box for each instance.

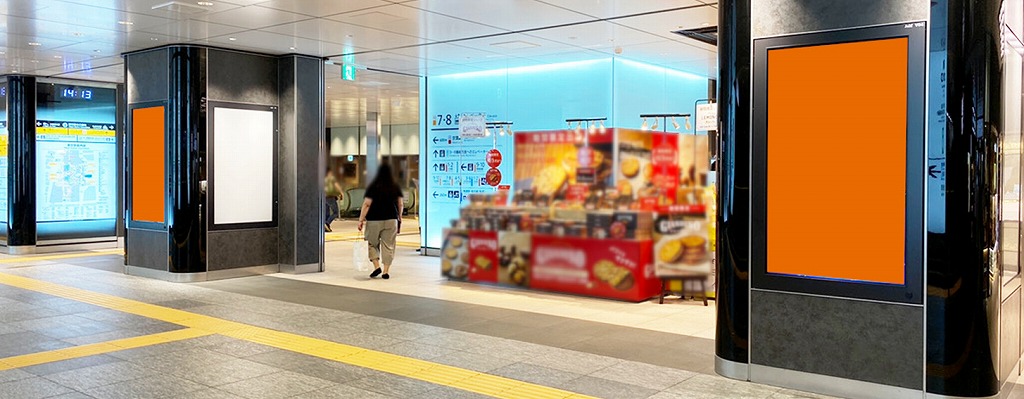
[357,163,404,279]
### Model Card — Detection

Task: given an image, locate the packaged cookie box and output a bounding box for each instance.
[610,211,653,240]
[586,211,614,239]
[653,212,711,275]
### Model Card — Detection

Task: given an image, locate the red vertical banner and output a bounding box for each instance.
[651,132,680,198]
[467,230,499,283]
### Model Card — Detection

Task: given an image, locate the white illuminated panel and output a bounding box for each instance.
[213,107,274,225]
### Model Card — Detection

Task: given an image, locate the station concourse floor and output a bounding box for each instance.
[0,218,1005,398]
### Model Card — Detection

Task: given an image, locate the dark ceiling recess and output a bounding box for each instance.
[671,26,718,46]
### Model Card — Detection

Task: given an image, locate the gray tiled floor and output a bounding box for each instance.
[0,253,847,399]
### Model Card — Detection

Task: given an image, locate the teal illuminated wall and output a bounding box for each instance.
[421,58,709,248]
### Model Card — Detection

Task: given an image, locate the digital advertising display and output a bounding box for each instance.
[0,83,7,228]
[35,83,117,240]
[750,22,926,303]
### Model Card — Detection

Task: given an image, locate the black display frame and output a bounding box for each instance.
[126,101,168,231]
[206,101,279,231]
[750,22,927,304]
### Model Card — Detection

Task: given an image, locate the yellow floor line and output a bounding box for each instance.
[0,271,596,399]
[0,249,124,264]
[0,328,213,370]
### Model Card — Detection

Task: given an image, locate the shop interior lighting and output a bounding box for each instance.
[486,121,514,137]
[598,120,607,134]
[639,113,691,132]
[588,121,597,135]
[565,117,608,136]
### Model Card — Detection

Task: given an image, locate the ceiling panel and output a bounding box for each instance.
[533,0,704,19]
[60,0,242,19]
[403,0,595,32]
[523,20,666,49]
[39,2,174,31]
[591,40,715,68]
[329,3,506,42]
[203,29,350,56]
[449,33,583,59]
[195,5,313,29]
[612,6,717,44]
[257,0,393,17]
[138,20,249,41]
[384,43,507,65]
[262,18,428,54]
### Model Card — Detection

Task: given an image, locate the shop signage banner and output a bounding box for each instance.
[459,113,487,138]
[696,103,717,131]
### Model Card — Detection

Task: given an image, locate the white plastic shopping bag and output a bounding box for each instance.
[353,240,370,272]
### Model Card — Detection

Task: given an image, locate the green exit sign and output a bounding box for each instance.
[342,64,357,81]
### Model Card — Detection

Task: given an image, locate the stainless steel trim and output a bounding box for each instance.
[207,264,279,281]
[34,242,120,254]
[125,264,279,282]
[37,237,118,246]
[280,263,318,274]
[749,364,921,399]
[7,245,35,255]
[752,19,931,40]
[715,356,749,381]
[125,265,205,283]
[924,393,998,399]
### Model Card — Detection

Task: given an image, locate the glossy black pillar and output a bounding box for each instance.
[167,47,206,273]
[925,0,1000,395]
[715,0,750,372]
[6,76,35,249]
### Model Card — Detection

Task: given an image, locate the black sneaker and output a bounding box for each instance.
[370,268,382,278]
[382,273,390,280]
[325,223,332,232]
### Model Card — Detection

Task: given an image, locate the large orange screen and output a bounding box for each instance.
[131,106,165,223]
[766,38,907,285]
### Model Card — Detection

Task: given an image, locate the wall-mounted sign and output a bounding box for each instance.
[696,103,717,131]
[486,149,502,168]
[459,113,487,138]
[341,64,357,81]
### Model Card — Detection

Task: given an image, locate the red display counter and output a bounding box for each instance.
[530,235,658,302]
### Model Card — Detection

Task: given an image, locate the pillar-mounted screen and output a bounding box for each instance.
[750,22,926,304]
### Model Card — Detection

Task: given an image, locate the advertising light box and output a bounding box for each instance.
[35,83,117,240]
[750,22,926,304]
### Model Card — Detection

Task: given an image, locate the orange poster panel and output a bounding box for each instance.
[766,38,908,285]
[131,106,165,223]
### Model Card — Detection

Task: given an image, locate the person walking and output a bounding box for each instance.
[324,166,344,232]
[357,163,403,279]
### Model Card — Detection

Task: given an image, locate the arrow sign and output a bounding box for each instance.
[432,150,438,157]
[928,164,940,178]
[432,192,439,199]
[433,137,441,144]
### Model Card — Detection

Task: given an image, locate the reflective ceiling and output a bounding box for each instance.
[0,0,719,126]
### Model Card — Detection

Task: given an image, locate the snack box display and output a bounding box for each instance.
[609,211,653,240]
[653,206,712,276]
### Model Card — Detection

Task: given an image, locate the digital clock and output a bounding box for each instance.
[60,87,92,100]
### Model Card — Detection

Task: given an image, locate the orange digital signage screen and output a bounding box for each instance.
[131,106,165,224]
[766,38,908,285]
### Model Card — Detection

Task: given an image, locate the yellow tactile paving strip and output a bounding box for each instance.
[0,253,595,399]
[325,232,421,248]
[0,328,214,371]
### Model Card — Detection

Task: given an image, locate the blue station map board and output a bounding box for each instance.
[35,83,117,240]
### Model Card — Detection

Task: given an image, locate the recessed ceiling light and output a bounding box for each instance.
[118,20,134,25]
[10,70,17,73]
[54,55,62,58]
[150,37,159,41]
[28,42,41,46]
[228,37,236,41]
[197,1,213,5]
[489,40,540,49]
[701,22,711,27]
[30,60,38,63]
[94,49,101,53]
[0,52,6,55]
[289,47,295,50]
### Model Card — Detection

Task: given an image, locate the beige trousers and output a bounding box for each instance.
[364,219,398,266]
